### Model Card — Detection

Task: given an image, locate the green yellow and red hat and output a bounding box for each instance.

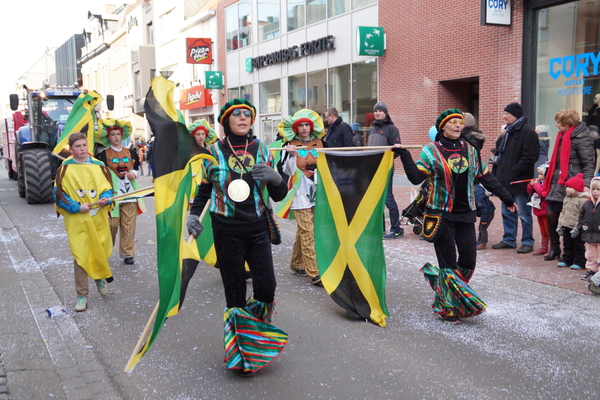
[96,118,132,147]
[277,109,325,142]
[187,119,217,146]
[217,98,256,126]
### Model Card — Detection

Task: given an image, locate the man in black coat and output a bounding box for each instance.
[367,101,403,239]
[491,102,540,254]
[323,108,354,148]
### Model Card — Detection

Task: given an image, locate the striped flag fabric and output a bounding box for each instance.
[52,91,102,156]
[314,149,394,327]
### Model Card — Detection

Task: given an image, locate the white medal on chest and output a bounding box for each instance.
[228,179,251,202]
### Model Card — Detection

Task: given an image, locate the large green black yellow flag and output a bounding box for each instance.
[52,91,102,156]
[315,149,393,327]
[125,76,214,371]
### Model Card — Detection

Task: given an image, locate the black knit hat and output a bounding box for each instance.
[435,109,463,132]
[218,98,256,126]
[373,101,388,115]
[504,102,523,119]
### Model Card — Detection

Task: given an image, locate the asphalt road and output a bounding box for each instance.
[1,164,600,400]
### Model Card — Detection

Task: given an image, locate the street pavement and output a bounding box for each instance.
[1,164,600,400]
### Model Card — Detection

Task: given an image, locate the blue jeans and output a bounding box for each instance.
[501,193,534,247]
[385,173,401,233]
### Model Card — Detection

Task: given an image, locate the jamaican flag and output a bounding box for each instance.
[125,76,215,371]
[314,149,393,327]
[52,91,102,157]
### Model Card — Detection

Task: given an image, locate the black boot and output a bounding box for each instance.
[544,245,561,261]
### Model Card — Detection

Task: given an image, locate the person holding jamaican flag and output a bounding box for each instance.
[394,109,516,324]
[187,98,289,377]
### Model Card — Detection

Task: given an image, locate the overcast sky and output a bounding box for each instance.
[0,0,103,108]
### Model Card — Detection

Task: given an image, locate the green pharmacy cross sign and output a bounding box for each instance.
[205,71,223,89]
[357,26,384,56]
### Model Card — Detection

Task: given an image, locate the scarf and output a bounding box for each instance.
[541,125,575,197]
[496,116,526,164]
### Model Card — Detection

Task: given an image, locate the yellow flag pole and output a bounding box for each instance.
[89,186,155,207]
[317,145,422,151]
[124,301,159,373]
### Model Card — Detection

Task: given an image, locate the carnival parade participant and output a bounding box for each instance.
[96,119,144,265]
[276,109,325,285]
[186,98,288,376]
[188,119,218,148]
[54,132,114,312]
[395,109,515,324]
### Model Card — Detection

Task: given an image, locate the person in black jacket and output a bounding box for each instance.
[368,101,403,239]
[323,108,354,147]
[491,102,540,254]
[576,177,600,281]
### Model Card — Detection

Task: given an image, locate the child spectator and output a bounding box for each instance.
[556,173,587,270]
[576,177,600,281]
[528,162,550,256]
[54,132,114,312]
[475,184,495,250]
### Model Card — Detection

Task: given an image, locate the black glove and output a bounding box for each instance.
[393,147,411,159]
[556,226,565,237]
[250,164,282,185]
[186,214,204,238]
[570,228,580,238]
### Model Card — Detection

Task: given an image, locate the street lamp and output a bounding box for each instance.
[160,70,174,79]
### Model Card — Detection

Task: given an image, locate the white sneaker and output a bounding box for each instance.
[75,296,87,312]
[95,279,108,296]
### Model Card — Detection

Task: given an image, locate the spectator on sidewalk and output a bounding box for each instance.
[367,101,403,239]
[577,177,600,282]
[475,185,495,250]
[351,122,363,146]
[528,162,550,256]
[323,108,354,147]
[491,102,539,254]
[556,173,588,270]
[54,132,114,312]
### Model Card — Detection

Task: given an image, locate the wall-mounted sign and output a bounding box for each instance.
[357,27,384,56]
[186,38,212,64]
[179,85,213,110]
[205,71,223,90]
[249,36,335,71]
[548,51,598,97]
[481,0,511,26]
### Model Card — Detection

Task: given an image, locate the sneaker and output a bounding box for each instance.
[383,229,404,239]
[476,243,486,250]
[293,269,308,277]
[588,282,600,295]
[440,315,461,324]
[75,296,87,312]
[557,261,569,268]
[491,241,516,249]
[517,245,534,254]
[570,264,584,270]
[311,275,322,285]
[124,257,135,265]
[95,279,108,296]
[581,270,595,281]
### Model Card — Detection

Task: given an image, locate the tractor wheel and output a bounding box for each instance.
[23,148,54,204]
[17,154,25,198]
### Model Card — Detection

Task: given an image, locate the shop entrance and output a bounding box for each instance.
[438,77,480,123]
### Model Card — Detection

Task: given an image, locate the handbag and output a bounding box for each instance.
[422,208,444,243]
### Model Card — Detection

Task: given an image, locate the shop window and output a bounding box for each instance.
[287,0,305,31]
[329,0,350,17]
[226,0,252,52]
[259,79,281,114]
[308,70,327,115]
[228,85,253,103]
[307,0,327,25]
[352,0,376,9]
[258,0,280,41]
[352,60,377,128]
[534,0,600,131]
[328,65,351,120]
[289,73,307,114]
[159,8,176,44]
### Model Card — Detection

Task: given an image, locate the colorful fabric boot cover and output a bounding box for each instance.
[421,263,487,318]
[223,301,287,373]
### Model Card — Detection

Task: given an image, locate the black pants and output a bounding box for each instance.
[434,219,477,271]
[213,227,277,308]
[477,211,494,246]
[562,232,586,267]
